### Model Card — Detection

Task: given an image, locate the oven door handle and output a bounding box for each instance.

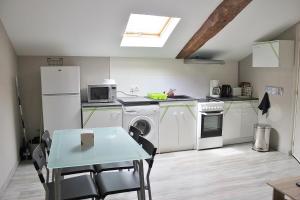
[200,112,223,116]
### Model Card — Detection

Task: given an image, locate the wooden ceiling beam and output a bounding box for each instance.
[176,0,252,59]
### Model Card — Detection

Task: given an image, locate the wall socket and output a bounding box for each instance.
[265,86,284,96]
[130,85,140,93]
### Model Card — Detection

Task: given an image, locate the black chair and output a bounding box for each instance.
[41,130,96,177]
[32,145,99,200]
[94,136,157,200]
[94,126,142,173]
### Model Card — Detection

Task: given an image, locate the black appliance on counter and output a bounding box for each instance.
[220,85,232,97]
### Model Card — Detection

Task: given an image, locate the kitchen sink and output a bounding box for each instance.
[167,95,193,100]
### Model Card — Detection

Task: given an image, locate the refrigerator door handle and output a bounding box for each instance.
[43,93,80,96]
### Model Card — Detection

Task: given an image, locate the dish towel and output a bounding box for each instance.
[258,92,271,115]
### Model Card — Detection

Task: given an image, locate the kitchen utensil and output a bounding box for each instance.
[210,80,220,97]
[232,87,242,96]
[167,89,176,97]
[220,85,232,97]
[147,93,168,100]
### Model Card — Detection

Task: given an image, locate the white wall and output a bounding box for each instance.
[110,57,238,98]
[292,24,300,160]
[0,19,20,194]
[18,56,110,137]
[239,24,299,154]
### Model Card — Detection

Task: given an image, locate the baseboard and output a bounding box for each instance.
[0,160,19,197]
[223,137,253,145]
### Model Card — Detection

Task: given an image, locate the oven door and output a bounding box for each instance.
[200,111,223,138]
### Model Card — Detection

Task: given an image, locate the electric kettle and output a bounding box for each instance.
[220,85,232,97]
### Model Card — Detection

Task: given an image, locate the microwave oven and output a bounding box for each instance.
[87,84,117,103]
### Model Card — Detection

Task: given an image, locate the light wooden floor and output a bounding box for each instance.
[2,143,300,200]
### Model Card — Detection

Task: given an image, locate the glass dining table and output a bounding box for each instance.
[47,127,151,200]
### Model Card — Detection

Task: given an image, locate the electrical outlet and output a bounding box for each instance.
[265,86,284,96]
[130,85,140,93]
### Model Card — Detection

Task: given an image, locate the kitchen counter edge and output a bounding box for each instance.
[207,96,259,102]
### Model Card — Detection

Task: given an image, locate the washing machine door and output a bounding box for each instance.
[129,116,154,137]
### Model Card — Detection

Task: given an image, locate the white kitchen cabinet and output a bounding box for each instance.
[159,101,197,153]
[82,106,122,128]
[159,105,179,152]
[240,102,258,138]
[223,101,258,145]
[252,40,294,68]
[223,102,242,143]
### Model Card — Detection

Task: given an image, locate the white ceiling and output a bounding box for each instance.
[195,0,300,60]
[0,0,300,60]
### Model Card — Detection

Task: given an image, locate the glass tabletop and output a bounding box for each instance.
[47,127,151,169]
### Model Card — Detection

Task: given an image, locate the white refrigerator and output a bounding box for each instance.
[41,66,81,137]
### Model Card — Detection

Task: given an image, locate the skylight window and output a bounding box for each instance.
[121,14,180,47]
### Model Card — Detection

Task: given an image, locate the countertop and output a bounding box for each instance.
[82,96,243,107]
[153,97,198,102]
[117,97,159,106]
[81,101,122,107]
[206,96,259,102]
[117,96,197,106]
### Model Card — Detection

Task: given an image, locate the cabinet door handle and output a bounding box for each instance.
[180,112,187,121]
[111,112,120,119]
[201,112,224,116]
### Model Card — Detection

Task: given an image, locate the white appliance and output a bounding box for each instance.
[41,66,81,137]
[123,105,159,148]
[210,80,220,98]
[232,87,242,96]
[87,84,117,103]
[197,100,224,150]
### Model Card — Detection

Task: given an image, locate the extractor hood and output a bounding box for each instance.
[183,58,225,65]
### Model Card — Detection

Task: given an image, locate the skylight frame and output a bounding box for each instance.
[120,14,181,47]
[124,17,172,37]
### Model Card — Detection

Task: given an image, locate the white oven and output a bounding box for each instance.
[197,100,224,150]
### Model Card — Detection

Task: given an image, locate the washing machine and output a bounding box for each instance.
[122,105,159,148]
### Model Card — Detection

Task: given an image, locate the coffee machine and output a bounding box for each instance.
[210,80,221,98]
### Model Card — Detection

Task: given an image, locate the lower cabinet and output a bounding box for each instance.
[82,106,122,128]
[159,101,197,153]
[223,101,258,145]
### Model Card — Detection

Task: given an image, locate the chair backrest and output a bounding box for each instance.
[138,136,157,169]
[41,130,52,155]
[128,126,142,143]
[32,145,47,184]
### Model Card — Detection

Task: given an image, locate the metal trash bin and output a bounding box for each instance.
[252,123,271,152]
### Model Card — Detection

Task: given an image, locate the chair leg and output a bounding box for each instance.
[52,170,55,182]
[137,191,141,200]
[133,160,138,171]
[147,185,152,200]
[147,177,152,200]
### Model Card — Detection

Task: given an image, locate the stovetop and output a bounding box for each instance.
[198,98,224,112]
[197,98,221,103]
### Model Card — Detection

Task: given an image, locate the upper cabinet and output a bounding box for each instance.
[252,40,294,68]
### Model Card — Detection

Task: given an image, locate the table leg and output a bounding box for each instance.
[54,168,62,200]
[273,189,285,200]
[138,160,146,200]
